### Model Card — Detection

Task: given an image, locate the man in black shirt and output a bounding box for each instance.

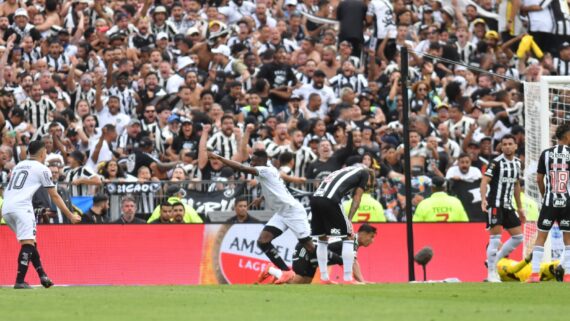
[337,0,367,58]
[306,131,354,180]
[257,46,297,116]
[113,196,145,224]
[82,194,110,224]
[226,197,260,223]
[310,165,372,284]
[126,137,180,178]
[151,203,174,224]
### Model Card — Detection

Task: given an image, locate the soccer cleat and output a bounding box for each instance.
[319,279,338,285]
[13,282,32,289]
[256,265,272,284]
[40,276,54,288]
[563,274,570,283]
[275,270,295,285]
[526,273,540,283]
[486,271,501,283]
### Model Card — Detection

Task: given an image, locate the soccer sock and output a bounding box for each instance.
[342,240,355,281]
[317,240,329,281]
[268,266,283,279]
[259,242,290,271]
[30,245,47,278]
[16,244,34,284]
[563,246,570,275]
[496,234,524,261]
[486,235,501,272]
[531,246,544,274]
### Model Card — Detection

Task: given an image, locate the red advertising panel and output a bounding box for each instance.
[0,225,205,286]
[0,223,521,285]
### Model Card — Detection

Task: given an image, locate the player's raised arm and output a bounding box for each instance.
[47,188,81,224]
[208,152,259,176]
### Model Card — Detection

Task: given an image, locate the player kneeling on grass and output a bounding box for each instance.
[259,224,377,284]
[528,123,570,283]
[496,253,564,282]
[0,141,81,289]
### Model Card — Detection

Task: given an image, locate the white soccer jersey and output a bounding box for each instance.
[3,160,55,214]
[256,166,301,212]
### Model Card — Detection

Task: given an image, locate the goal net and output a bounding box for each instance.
[523,76,569,261]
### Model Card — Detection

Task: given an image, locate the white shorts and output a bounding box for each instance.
[266,205,311,240]
[3,210,37,241]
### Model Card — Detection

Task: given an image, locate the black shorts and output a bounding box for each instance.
[537,206,570,232]
[292,246,316,278]
[310,197,351,236]
[486,207,521,229]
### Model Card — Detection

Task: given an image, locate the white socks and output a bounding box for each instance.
[342,240,355,281]
[487,235,502,272]
[496,234,524,261]
[531,246,544,273]
[317,240,329,281]
[268,266,283,279]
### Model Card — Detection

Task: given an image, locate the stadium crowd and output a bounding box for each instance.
[0,0,555,224]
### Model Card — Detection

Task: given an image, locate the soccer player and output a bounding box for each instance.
[0,141,81,289]
[260,224,378,284]
[207,149,315,284]
[480,134,525,282]
[310,164,373,284]
[497,255,562,282]
[528,123,570,283]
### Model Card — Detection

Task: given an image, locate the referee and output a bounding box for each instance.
[480,134,525,283]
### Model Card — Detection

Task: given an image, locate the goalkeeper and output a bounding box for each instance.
[496,254,564,282]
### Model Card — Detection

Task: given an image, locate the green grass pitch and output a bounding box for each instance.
[0,283,568,321]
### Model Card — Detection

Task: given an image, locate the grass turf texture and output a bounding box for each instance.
[0,283,568,321]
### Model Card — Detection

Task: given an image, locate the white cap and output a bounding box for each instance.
[156,32,168,40]
[285,0,298,6]
[153,6,168,14]
[45,153,64,166]
[177,56,194,71]
[186,27,200,36]
[212,45,230,57]
[14,8,29,19]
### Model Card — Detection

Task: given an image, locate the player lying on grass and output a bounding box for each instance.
[208,149,315,284]
[258,224,377,284]
[495,254,564,282]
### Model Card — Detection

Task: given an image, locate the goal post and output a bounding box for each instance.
[523,76,570,261]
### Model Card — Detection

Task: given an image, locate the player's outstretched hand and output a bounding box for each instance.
[69,214,82,224]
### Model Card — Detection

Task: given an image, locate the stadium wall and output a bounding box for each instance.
[0,224,521,285]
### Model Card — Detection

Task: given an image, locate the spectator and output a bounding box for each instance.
[114,196,145,224]
[83,194,110,224]
[151,202,174,224]
[147,185,202,224]
[343,182,394,222]
[226,197,260,223]
[446,153,482,183]
[65,150,102,197]
[413,176,469,222]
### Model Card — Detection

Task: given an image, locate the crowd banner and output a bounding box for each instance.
[185,183,246,216]
[0,223,523,285]
[449,179,485,222]
[105,182,162,195]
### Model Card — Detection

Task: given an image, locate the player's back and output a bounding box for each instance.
[255,166,300,211]
[538,145,570,207]
[314,166,369,203]
[2,159,54,214]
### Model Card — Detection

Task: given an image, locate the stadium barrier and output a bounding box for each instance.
[0,223,521,285]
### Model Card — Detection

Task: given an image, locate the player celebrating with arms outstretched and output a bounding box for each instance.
[0,141,81,289]
[208,146,315,284]
[481,134,525,282]
[528,123,570,282]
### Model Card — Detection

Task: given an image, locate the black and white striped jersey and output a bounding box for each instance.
[329,73,368,96]
[108,86,138,117]
[64,166,98,197]
[267,144,317,178]
[70,86,96,112]
[44,54,71,72]
[22,96,56,129]
[537,145,570,207]
[553,57,570,76]
[313,166,370,203]
[207,132,238,160]
[484,154,522,210]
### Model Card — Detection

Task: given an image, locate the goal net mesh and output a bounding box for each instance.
[523,77,570,260]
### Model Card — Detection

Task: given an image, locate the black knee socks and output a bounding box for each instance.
[16,244,34,284]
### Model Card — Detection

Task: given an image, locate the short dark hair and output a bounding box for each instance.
[160,202,173,209]
[458,153,470,160]
[501,134,516,143]
[171,202,185,210]
[555,122,570,140]
[28,140,46,156]
[221,114,234,124]
[235,196,249,205]
[252,150,269,163]
[278,151,294,165]
[358,224,377,234]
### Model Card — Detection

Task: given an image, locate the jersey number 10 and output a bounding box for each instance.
[7,170,29,191]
